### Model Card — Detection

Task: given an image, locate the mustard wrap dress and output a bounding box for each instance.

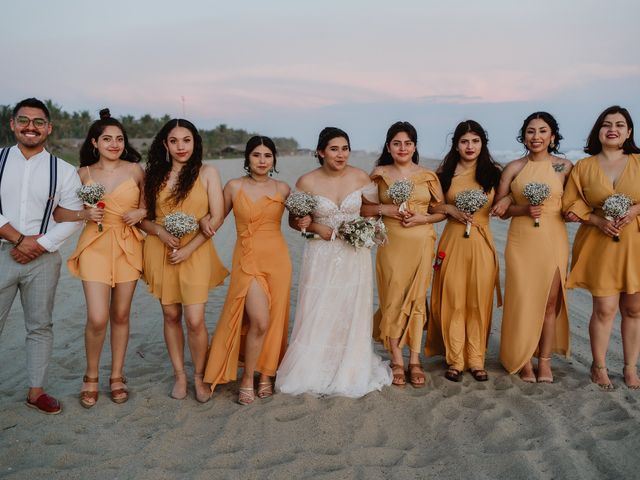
[68,178,143,286]
[372,170,442,353]
[425,169,501,370]
[499,159,570,374]
[143,178,228,305]
[204,189,291,390]
[563,154,640,295]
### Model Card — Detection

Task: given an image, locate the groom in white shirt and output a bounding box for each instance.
[0,98,82,414]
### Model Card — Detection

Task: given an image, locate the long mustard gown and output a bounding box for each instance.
[425,168,501,370]
[372,170,442,354]
[204,188,291,391]
[143,178,228,305]
[68,177,143,286]
[499,159,570,374]
[563,154,640,295]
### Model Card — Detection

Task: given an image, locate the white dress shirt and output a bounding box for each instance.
[0,145,83,251]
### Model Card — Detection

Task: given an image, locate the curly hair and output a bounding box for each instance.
[517,111,563,154]
[79,108,141,167]
[144,119,203,221]
[376,121,420,166]
[584,105,640,155]
[437,120,502,194]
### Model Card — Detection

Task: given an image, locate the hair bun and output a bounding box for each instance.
[99,108,111,120]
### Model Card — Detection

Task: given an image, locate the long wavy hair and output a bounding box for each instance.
[517,111,563,154]
[584,105,640,155]
[376,121,420,166]
[437,120,502,194]
[144,119,203,220]
[79,108,141,167]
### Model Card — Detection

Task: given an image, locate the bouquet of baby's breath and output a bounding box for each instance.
[338,217,387,249]
[602,193,633,242]
[454,189,488,238]
[285,191,318,236]
[164,212,198,251]
[522,182,550,227]
[387,179,414,213]
[77,183,106,231]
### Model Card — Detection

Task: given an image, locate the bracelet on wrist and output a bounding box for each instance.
[14,234,25,247]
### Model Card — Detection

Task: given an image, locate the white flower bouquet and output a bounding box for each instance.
[285,191,318,236]
[164,212,198,251]
[77,183,106,231]
[338,217,387,249]
[522,182,550,227]
[387,179,414,214]
[454,189,488,238]
[602,193,634,242]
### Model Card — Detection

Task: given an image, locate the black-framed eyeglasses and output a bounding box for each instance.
[14,116,49,128]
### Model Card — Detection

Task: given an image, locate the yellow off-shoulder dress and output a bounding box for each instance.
[204,189,291,390]
[143,178,228,305]
[499,159,570,374]
[563,154,640,295]
[68,178,143,286]
[425,168,501,371]
[372,170,442,354]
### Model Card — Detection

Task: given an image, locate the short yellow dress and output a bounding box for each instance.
[425,168,501,371]
[68,177,143,286]
[143,177,229,305]
[204,188,291,390]
[499,159,570,374]
[372,170,442,353]
[563,154,640,295]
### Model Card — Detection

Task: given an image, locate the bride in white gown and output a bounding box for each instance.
[276,127,392,397]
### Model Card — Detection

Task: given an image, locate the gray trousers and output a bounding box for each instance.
[0,242,62,388]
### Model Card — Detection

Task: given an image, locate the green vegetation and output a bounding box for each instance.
[0,100,299,164]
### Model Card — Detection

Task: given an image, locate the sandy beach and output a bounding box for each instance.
[1,154,639,480]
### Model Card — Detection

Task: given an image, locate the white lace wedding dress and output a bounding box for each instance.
[275,187,392,397]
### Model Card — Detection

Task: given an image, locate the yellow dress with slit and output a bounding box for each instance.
[68,178,143,287]
[563,154,640,295]
[499,159,570,374]
[204,189,291,390]
[143,178,228,305]
[425,168,501,370]
[372,170,442,353]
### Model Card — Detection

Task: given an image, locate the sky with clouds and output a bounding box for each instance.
[2,0,639,157]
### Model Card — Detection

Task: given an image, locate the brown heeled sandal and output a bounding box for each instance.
[80,376,99,409]
[109,376,128,404]
[390,363,406,387]
[407,363,426,388]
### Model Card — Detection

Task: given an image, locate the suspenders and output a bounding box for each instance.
[0,146,59,234]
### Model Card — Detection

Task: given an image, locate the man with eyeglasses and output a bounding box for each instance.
[0,97,82,414]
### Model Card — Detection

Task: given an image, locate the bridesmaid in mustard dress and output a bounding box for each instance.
[55,109,145,407]
[203,136,291,405]
[425,120,503,382]
[496,112,573,383]
[563,106,640,390]
[140,119,228,403]
[362,121,445,387]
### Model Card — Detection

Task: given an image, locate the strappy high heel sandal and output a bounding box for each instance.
[257,380,274,399]
[238,387,255,405]
[591,364,614,391]
[623,364,640,390]
[536,357,554,384]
